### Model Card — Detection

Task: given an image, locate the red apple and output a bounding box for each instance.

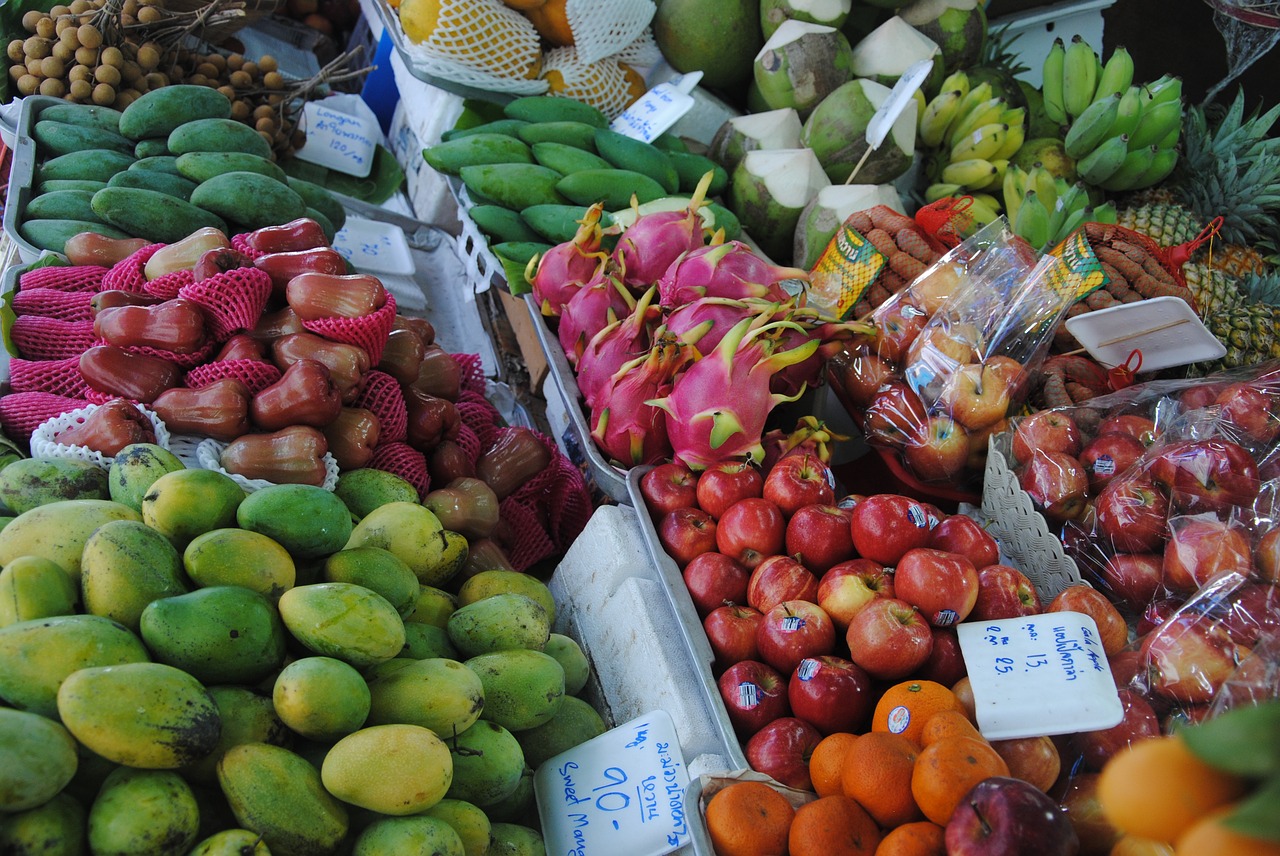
[894,547,980,626]
[972,564,1043,621]
[966,418,1009,473]
[1047,584,1129,656]
[1108,649,1145,691]
[904,415,970,483]
[682,551,750,616]
[918,625,968,687]
[1140,614,1243,704]
[829,349,895,408]
[928,514,1000,570]
[873,300,928,364]
[1057,772,1123,856]
[1093,474,1170,553]
[1208,580,1280,647]
[704,604,764,671]
[1097,413,1158,447]
[785,504,854,574]
[1019,449,1089,522]
[787,654,874,735]
[695,461,763,520]
[848,493,936,566]
[756,600,837,675]
[945,776,1080,856]
[985,356,1029,404]
[1080,432,1147,494]
[1179,383,1227,411]
[937,361,1013,431]
[905,323,977,373]
[1069,688,1160,772]
[1214,381,1280,444]
[816,558,894,630]
[1099,552,1167,613]
[657,506,717,568]
[717,659,789,736]
[762,453,836,518]
[845,597,934,681]
[747,555,819,614]
[1215,646,1280,709]
[1162,516,1252,594]
[640,462,698,518]
[863,380,928,448]
[1012,410,1082,466]
[715,497,785,569]
[1136,595,1182,636]
[1150,438,1261,515]
[1257,526,1280,583]
[990,736,1061,793]
[744,716,823,791]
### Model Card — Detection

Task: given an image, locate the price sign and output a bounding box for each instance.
[294,101,378,178]
[535,710,690,856]
[610,73,702,143]
[956,611,1125,740]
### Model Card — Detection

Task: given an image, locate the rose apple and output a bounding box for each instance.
[762,453,836,518]
[717,659,788,737]
[682,552,750,616]
[918,625,968,687]
[1080,431,1147,494]
[863,380,928,448]
[1097,413,1158,447]
[829,349,894,408]
[1150,438,1260,514]
[945,777,1079,856]
[845,597,934,681]
[1209,580,1280,647]
[756,600,836,675]
[744,716,823,791]
[787,655,874,735]
[1098,552,1166,613]
[1069,688,1160,772]
[1214,381,1280,444]
[894,547,980,626]
[1093,475,1170,553]
[657,506,717,568]
[1257,526,1280,583]
[640,462,698,517]
[1140,614,1243,704]
[937,362,1013,431]
[848,493,936,566]
[1047,584,1129,656]
[816,558,894,630]
[1057,773,1123,856]
[1162,516,1252,594]
[695,461,763,520]
[972,564,1043,621]
[873,300,928,365]
[704,604,763,671]
[1011,410,1083,466]
[715,497,785,569]
[1136,595,1182,636]
[904,415,970,483]
[928,514,1000,570]
[785,504,854,574]
[990,736,1061,793]
[1018,449,1089,522]
[747,555,819,614]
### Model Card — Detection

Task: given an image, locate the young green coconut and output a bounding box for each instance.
[753,19,856,119]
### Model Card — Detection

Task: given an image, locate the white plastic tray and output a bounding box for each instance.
[1064,295,1226,373]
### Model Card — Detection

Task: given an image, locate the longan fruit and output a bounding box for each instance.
[230,99,251,120]
[8,65,24,83]
[16,74,40,95]
[95,64,120,86]
[290,129,306,151]
[229,69,251,87]
[69,0,91,12]
[267,93,283,106]
[35,17,55,39]
[23,36,52,59]
[25,58,43,76]
[21,11,45,33]
[39,77,65,96]
[226,53,244,71]
[262,70,283,89]
[254,116,276,134]
[7,39,25,62]
[144,71,168,89]
[91,81,114,104]
[50,4,71,16]
[69,77,92,99]
[99,45,122,66]
[206,52,226,70]
[135,45,159,70]
[55,17,77,37]
[257,54,277,73]
[216,83,235,100]
[40,55,64,78]
[252,103,274,119]
[68,63,92,82]
[191,61,214,77]
[241,60,258,78]
[187,73,208,86]
[257,130,273,149]
[76,24,101,48]
[126,63,145,84]
[74,45,97,65]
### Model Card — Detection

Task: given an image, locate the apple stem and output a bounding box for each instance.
[971,801,992,836]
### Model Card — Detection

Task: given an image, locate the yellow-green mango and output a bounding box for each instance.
[0,613,150,717]
[365,657,484,736]
[0,792,86,855]
[344,502,458,584]
[543,633,590,696]
[353,816,464,856]
[0,554,78,626]
[466,649,566,732]
[322,546,419,618]
[87,767,199,856]
[399,622,458,660]
[0,457,109,514]
[333,468,420,520]
[445,720,525,808]
[217,743,348,856]
[515,695,607,770]
[446,593,550,659]
[272,656,370,742]
[484,765,537,826]
[0,499,141,585]
[187,829,271,855]
[236,484,353,560]
[421,799,492,856]
[81,519,189,631]
[140,586,287,685]
[183,528,296,601]
[456,570,556,624]
[57,662,220,769]
[184,685,291,786]
[107,442,185,511]
[488,822,545,856]
[404,584,457,628]
[276,582,405,669]
[0,708,78,812]
[321,724,453,816]
[141,468,244,548]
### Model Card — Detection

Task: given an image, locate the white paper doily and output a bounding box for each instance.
[30,403,171,468]
[194,436,341,493]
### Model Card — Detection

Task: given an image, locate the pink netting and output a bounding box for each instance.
[143,269,196,301]
[0,392,89,443]
[352,371,408,444]
[93,337,217,370]
[457,389,502,449]
[369,441,430,500]
[83,388,144,406]
[11,288,94,321]
[11,317,96,360]
[7,357,91,398]
[101,244,165,294]
[18,265,108,293]
[184,359,282,395]
[300,293,397,366]
[453,352,486,395]
[495,430,592,572]
[231,232,266,260]
[455,421,482,464]
[179,267,272,341]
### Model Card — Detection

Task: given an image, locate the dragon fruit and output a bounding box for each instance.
[760,415,850,475]
[575,285,661,409]
[647,313,821,470]
[657,240,807,309]
[590,328,694,467]
[765,308,875,397]
[527,203,609,317]
[558,270,636,367]
[612,172,713,290]
[664,296,785,358]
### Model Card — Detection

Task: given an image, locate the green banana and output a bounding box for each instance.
[925,182,965,203]
[1144,74,1184,107]
[920,89,964,148]
[951,123,1008,163]
[965,196,1001,227]
[1098,144,1158,192]
[1135,146,1178,187]
[995,120,1026,161]
[1092,45,1134,104]
[1156,125,1180,150]
[1031,167,1060,208]
[1181,699,1280,777]
[1057,206,1089,240]
[1015,190,1052,249]
[1222,776,1280,843]
[1077,134,1130,184]
[1062,35,1101,120]
[942,158,999,189]
[1002,167,1027,223]
[937,70,971,101]
[990,159,1009,190]
[1041,38,1068,126]
[1111,86,1144,139]
[1063,92,1122,159]
[1055,180,1087,215]
[948,98,1005,149]
[1128,98,1182,149]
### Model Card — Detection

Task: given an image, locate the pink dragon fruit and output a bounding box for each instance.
[657,240,807,309]
[765,308,875,397]
[612,172,714,289]
[663,296,785,358]
[558,270,636,367]
[590,328,694,467]
[528,203,609,317]
[647,313,821,470]
[575,285,661,409]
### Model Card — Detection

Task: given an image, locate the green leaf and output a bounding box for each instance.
[280,145,405,205]
[1181,700,1280,778]
[1222,775,1280,842]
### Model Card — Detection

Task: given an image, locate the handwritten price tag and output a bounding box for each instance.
[535,710,690,856]
[610,72,702,143]
[295,101,378,178]
[956,611,1124,740]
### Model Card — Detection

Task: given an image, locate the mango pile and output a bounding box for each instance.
[0,446,604,854]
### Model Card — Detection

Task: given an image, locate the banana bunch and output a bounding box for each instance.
[1043,37,1182,193]
[1002,164,1117,250]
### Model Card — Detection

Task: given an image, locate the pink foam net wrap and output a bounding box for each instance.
[11,288,94,321]
[94,337,217,371]
[369,441,431,500]
[0,392,89,443]
[456,389,502,450]
[454,421,482,465]
[231,232,266,260]
[7,356,91,398]
[184,359,282,395]
[301,293,397,366]
[11,317,96,360]
[453,352,487,395]
[494,429,592,572]
[143,268,196,301]
[101,244,165,294]
[352,370,407,444]
[18,264,108,293]
[179,267,273,341]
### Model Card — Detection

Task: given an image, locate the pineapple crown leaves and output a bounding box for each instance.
[1181,153,1280,245]
[1239,269,1280,306]
[1184,87,1280,175]
[980,22,1030,78]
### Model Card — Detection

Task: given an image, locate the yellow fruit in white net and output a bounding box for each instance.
[398,0,542,81]
[539,47,646,119]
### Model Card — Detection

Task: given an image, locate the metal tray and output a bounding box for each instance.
[3,95,61,264]
[625,464,749,772]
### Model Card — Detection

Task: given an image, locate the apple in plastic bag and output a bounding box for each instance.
[1011,410,1082,466]
[1162,516,1253,594]
[904,415,970,483]
[1018,449,1089,522]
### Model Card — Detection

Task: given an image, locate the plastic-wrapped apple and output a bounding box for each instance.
[937,362,1013,431]
[827,348,894,409]
[873,300,928,364]
[904,324,978,377]
[910,261,964,315]
[904,415,970,483]
[1018,450,1089,522]
[1011,410,1082,466]
[863,380,927,447]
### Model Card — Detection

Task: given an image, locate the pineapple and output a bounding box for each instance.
[1193,271,1280,374]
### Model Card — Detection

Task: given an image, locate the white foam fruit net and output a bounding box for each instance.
[610,26,664,69]
[194,437,341,493]
[564,0,656,64]
[540,46,641,119]
[399,0,549,94]
[31,403,170,468]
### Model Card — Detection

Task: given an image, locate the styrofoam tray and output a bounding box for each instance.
[332,216,415,276]
[1064,295,1226,372]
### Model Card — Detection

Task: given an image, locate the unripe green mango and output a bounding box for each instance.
[400,622,459,660]
[353,816,465,856]
[236,483,353,560]
[421,799,492,856]
[107,442,185,511]
[277,582,405,669]
[141,468,244,549]
[405,584,457,629]
[543,633,591,696]
[344,502,455,585]
[0,707,78,812]
[272,656,370,742]
[321,724,454,816]
[87,767,200,856]
[322,546,419,619]
[217,743,349,855]
[484,767,537,826]
[466,649,566,732]
[365,656,484,736]
[183,685,291,786]
[333,467,420,520]
[0,554,78,626]
[0,457,109,514]
[140,586,287,685]
[456,570,556,624]
[81,518,189,631]
[489,822,545,856]
[183,528,296,602]
[446,593,550,658]
[515,695,607,770]
[0,499,141,585]
[445,720,525,808]
[187,829,272,855]
[0,792,86,855]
